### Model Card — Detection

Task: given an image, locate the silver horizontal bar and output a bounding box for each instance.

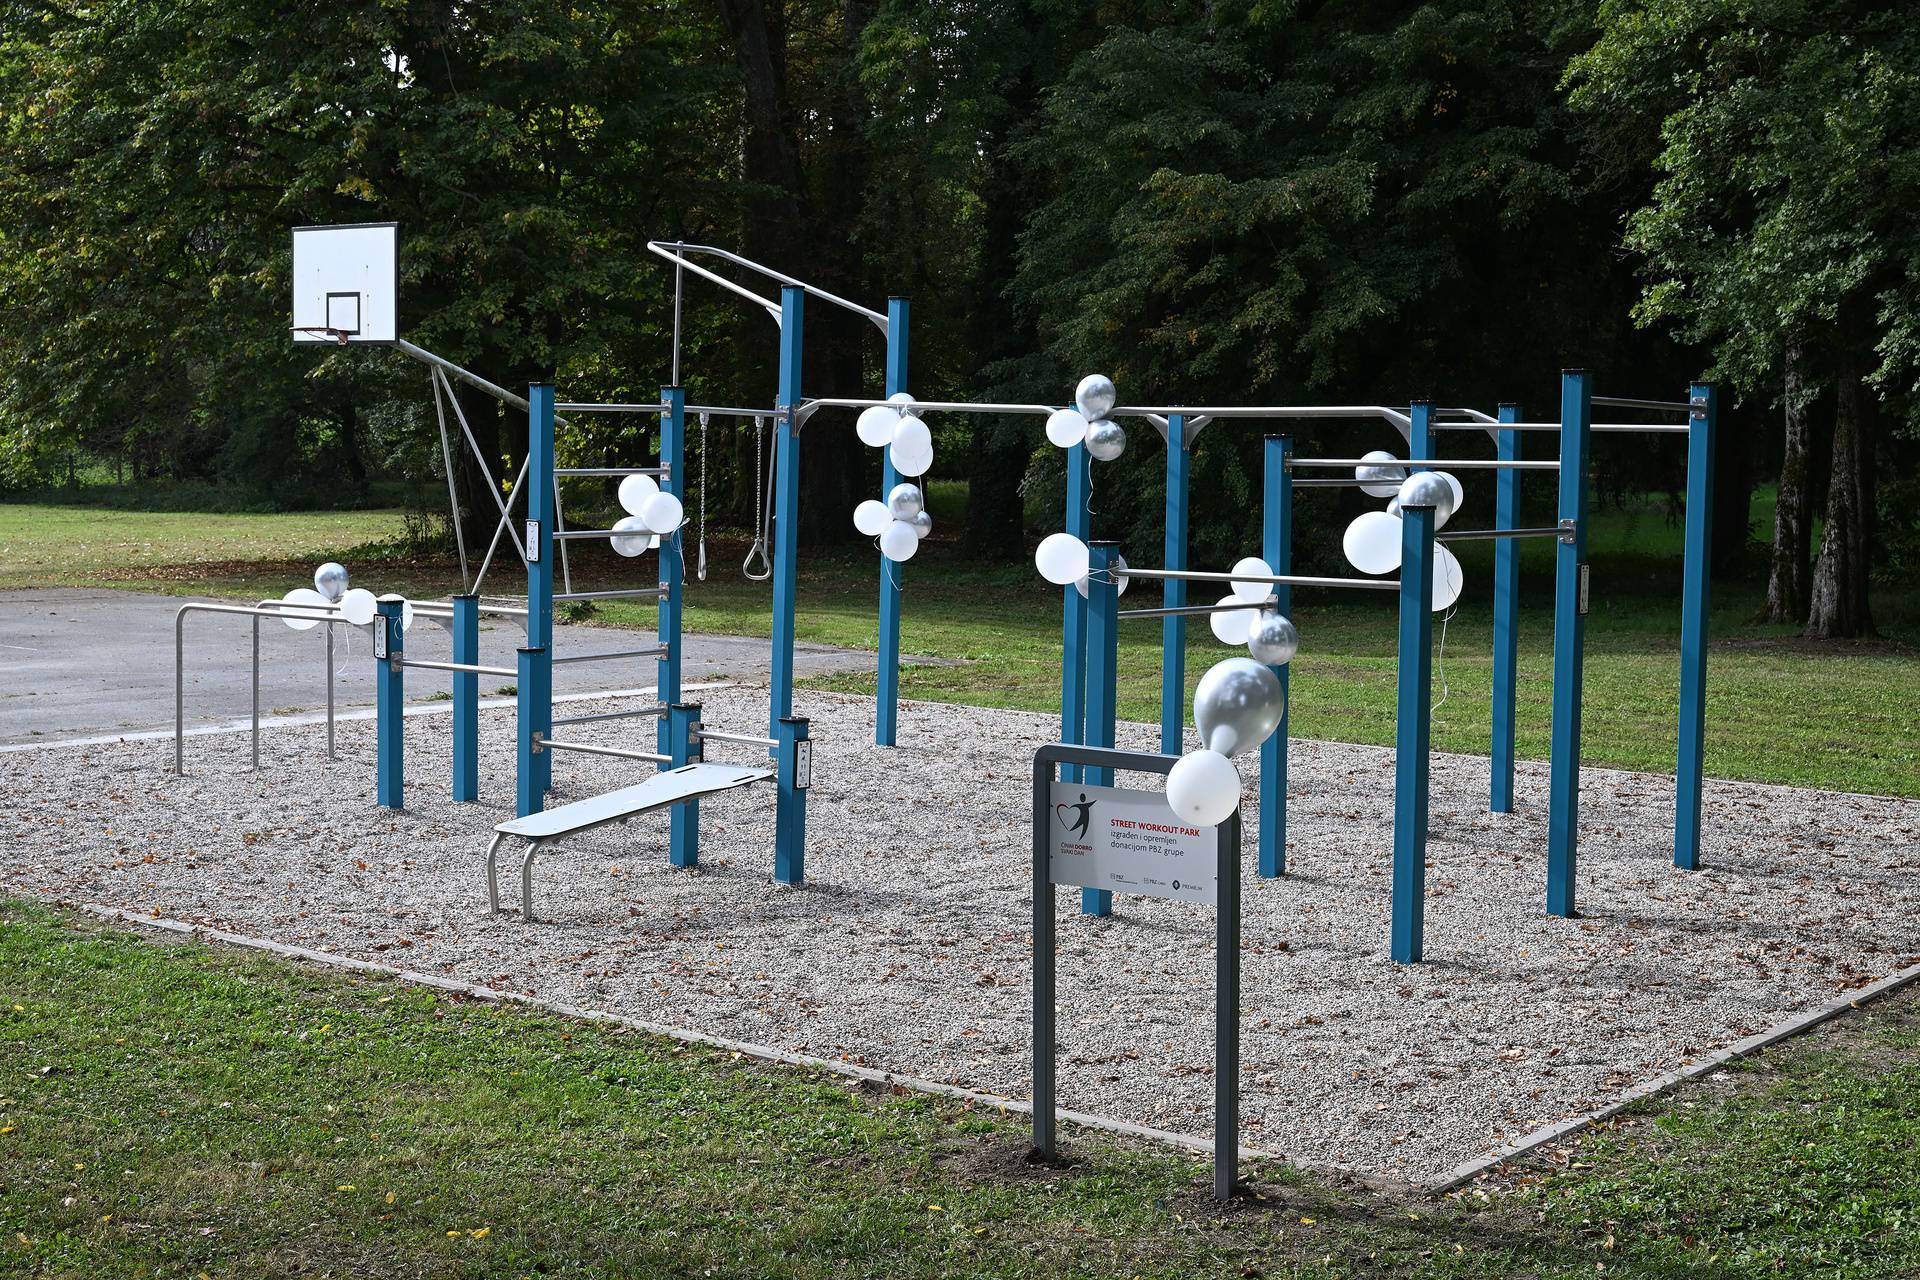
[696,728,779,749]
[553,402,670,414]
[649,241,889,330]
[400,659,517,677]
[1118,598,1279,621]
[803,396,1058,417]
[552,647,667,665]
[684,404,773,417]
[542,738,670,765]
[552,529,637,541]
[1287,478,1378,488]
[554,588,667,602]
[1289,457,1559,470]
[551,703,667,727]
[1593,395,1689,412]
[1116,568,1399,592]
[1436,526,1566,543]
[1592,423,1692,434]
[554,466,669,477]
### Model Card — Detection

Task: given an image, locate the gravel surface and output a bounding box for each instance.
[4,685,1916,1183]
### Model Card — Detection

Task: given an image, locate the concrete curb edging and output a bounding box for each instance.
[1428,957,1920,1193]
[76,903,1343,1182]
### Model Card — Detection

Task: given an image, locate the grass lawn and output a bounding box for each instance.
[1,900,1915,1278]
[3,492,1915,798]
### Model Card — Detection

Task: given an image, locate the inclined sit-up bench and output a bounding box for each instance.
[485,758,773,922]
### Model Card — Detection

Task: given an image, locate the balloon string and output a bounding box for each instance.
[1084,460,1100,518]
[1432,600,1458,714]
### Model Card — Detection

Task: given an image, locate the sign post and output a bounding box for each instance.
[1031,742,1242,1201]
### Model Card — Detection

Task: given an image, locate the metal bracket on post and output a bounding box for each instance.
[1557,518,1577,544]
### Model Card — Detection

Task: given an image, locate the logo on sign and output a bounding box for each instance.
[1054,793,1095,840]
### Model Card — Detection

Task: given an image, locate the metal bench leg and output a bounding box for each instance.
[520,840,542,924]
[484,832,506,916]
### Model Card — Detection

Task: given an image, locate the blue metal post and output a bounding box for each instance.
[1392,506,1436,963]
[657,385,685,766]
[877,296,910,747]
[1060,443,1092,783]
[451,593,479,802]
[770,287,804,739]
[515,647,543,818]
[1674,381,1718,869]
[375,598,404,809]
[1159,416,1190,754]
[1080,542,1121,917]
[773,715,811,885]
[667,702,701,868]
[1259,435,1293,878]
[526,383,556,801]
[1490,403,1522,813]
[1408,400,1435,469]
[1546,370,1592,918]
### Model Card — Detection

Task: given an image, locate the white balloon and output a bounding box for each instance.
[1229,556,1274,602]
[377,592,416,632]
[1166,749,1241,826]
[1343,510,1404,575]
[886,482,924,519]
[1074,373,1117,420]
[1356,449,1408,499]
[1396,471,1456,527]
[880,520,919,562]
[890,415,934,477]
[618,472,659,515]
[1432,543,1465,612]
[611,514,654,557]
[1084,419,1125,462]
[312,562,348,603]
[1386,496,1402,518]
[853,499,891,536]
[856,405,899,448]
[1193,657,1285,756]
[909,509,933,539]
[640,490,684,535]
[280,587,329,631]
[338,587,377,627]
[1074,552,1131,598]
[1208,595,1258,646]
[1035,532,1090,586]
[1045,408,1088,449]
[1435,471,1465,528]
[887,392,916,407]
[1247,611,1300,666]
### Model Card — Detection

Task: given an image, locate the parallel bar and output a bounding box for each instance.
[1290,457,1558,470]
[1287,477,1378,488]
[1674,382,1718,870]
[1490,405,1522,814]
[1594,394,1689,412]
[553,466,670,477]
[552,647,667,664]
[1119,599,1276,621]
[541,738,670,765]
[1436,526,1565,542]
[550,529,632,542]
[1593,423,1690,434]
[554,588,666,602]
[1259,434,1292,879]
[647,240,889,329]
[551,704,667,728]
[1546,371,1593,919]
[804,396,1056,416]
[1118,568,1400,592]
[400,659,517,678]
[1159,414,1190,755]
[552,403,669,414]
[1080,543,1121,917]
[876,295,910,747]
[683,403,773,417]
[697,728,779,750]
[1391,506,1436,963]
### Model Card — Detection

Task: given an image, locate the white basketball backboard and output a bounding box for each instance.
[291,222,398,344]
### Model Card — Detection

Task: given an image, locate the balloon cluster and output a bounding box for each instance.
[851,393,937,563]
[278,562,397,631]
[1166,656,1289,826]
[1043,374,1126,461]
[610,472,682,557]
[1340,451,1465,611]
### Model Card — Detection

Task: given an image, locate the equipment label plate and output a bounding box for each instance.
[525,520,540,562]
[1048,781,1215,904]
[373,622,389,660]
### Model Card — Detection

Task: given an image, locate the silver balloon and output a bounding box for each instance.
[887,482,924,520]
[313,561,349,603]
[1396,471,1455,524]
[1193,657,1285,757]
[1085,419,1126,462]
[909,509,933,538]
[1075,551,1131,598]
[1075,373,1117,420]
[1247,611,1300,666]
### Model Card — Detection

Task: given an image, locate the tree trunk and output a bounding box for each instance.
[1805,355,1875,638]
[1760,340,1813,623]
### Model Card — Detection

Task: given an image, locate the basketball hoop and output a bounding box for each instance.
[290,326,354,346]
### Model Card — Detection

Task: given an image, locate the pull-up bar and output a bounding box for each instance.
[1289,457,1560,470]
[1115,567,1401,592]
